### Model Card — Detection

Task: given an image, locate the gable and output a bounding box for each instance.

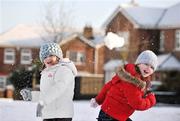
[60,33,104,49]
[103,2,180,29]
[158,3,180,29]
[157,54,180,71]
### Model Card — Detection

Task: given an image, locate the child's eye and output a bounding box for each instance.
[150,66,154,70]
[145,64,154,70]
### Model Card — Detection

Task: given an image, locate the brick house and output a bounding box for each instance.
[102,2,180,93]
[0,25,106,98]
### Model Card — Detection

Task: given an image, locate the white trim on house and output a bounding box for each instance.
[175,30,180,51]
[160,31,165,51]
[94,48,98,74]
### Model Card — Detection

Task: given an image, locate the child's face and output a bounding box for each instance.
[43,55,59,68]
[138,63,154,78]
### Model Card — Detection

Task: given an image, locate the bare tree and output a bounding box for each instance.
[41,0,74,43]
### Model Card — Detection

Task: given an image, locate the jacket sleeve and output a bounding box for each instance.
[123,83,156,111]
[95,80,113,105]
[40,66,74,105]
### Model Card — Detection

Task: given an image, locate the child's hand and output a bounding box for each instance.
[90,98,99,108]
[20,88,32,101]
[36,101,44,117]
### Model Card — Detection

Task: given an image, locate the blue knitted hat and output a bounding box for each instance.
[135,50,158,70]
[39,42,63,62]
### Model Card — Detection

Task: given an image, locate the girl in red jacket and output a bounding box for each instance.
[90,50,158,121]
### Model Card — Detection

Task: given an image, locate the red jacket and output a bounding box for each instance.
[95,64,156,121]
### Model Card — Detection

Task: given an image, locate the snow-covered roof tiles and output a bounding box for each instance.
[60,33,104,48]
[103,2,180,29]
[121,7,165,29]
[0,25,104,48]
[0,37,48,48]
[157,53,180,71]
[158,2,180,29]
[0,24,43,40]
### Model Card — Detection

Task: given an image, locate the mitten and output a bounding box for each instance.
[147,93,156,106]
[90,98,99,108]
[143,90,153,98]
[20,88,32,101]
[36,101,44,117]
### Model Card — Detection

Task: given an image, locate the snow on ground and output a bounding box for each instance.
[73,101,180,121]
[0,99,180,121]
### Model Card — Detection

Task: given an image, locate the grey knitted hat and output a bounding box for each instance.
[39,42,63,62]
[135,50,158,70]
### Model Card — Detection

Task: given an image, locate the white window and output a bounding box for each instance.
[0,76,6,90]
[4,48,15,64]
[117,32,129,50]
[67,51,86,65]
[175,30,180,50]
[160,31,165,51]
[21,49,32,64]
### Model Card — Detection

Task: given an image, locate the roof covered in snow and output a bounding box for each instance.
[0,25,105,48]
[0,37,45,48]
[158,2,180,28]
[156,53,180,71]
[0,24,44,40]
[103,2,180,29]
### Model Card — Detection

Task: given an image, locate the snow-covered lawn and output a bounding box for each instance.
[0,99,180,121]
[73,101,180,121]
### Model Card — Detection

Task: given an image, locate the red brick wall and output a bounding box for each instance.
[163,29,175,52]
[0,47,40,74]
[162,29,180,60]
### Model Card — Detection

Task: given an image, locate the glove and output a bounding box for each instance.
[36,101,44,117]
[143,90,153,98]
[20,88,32,101]
[90,98,99,108]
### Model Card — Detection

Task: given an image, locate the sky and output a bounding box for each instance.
[0,0,180,33]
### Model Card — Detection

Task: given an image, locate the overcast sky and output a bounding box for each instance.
[0,0,180,33]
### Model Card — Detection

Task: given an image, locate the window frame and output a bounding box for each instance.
[66,51,86,65]
[160,31,165,51]
[175,30,180,51]
[4,48,15,64]
[20,49,32,65]
[0,76,6,90]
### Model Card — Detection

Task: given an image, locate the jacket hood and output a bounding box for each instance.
[59,58,77,76]
[42,58,77,76]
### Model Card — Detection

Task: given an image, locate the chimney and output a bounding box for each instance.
[83,25,94,39]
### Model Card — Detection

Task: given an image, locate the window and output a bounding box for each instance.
[4,48,15,64]
[67,51,86,65]
[175,30,180,50]
[21,49,32,64]
[0,76,6,90]
[160,31,165,51]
